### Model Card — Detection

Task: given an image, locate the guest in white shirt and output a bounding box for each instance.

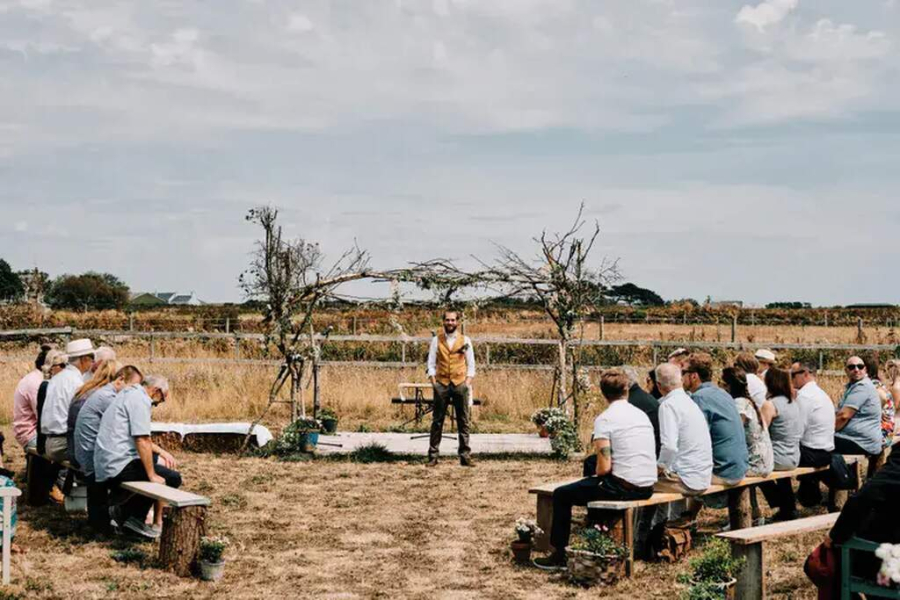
[41,339,95,463]
[654,363,714,495]
[533,369,656,571]
[736,353,768,408]
[755,349,777,379]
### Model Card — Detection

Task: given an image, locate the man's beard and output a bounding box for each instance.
[444,324,457,334]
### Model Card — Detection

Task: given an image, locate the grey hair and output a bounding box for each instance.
[794,360,818,376]
[655,363,682,391]
[95,346,117,362]
[69,353,94,364]
[622,366,641,387]
[143,374,169,394]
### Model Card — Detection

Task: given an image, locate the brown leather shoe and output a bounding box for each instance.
[459,455,475,467]
[49,485,65,505]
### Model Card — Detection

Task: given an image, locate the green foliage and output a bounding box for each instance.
[569,524,626,557]
[530,407,565,427]
[349,442,395,463]
[46,271,130,311]
[684,538,745,584]
[610,282,665,306]
[271,417,321,455]
[680,580,728,600]
[319,407,338,423]
[110,547,148,568]
[199,536,229,563]
[0,259,24,303]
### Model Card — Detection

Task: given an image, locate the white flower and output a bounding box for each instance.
[877,544,892,559]
[892,545,900,559]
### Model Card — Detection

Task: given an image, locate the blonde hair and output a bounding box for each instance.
[885,359,900,382]
[75,359,123,400]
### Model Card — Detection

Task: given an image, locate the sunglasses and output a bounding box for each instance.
[846,364,865,371]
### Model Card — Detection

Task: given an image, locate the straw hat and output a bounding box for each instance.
[755,349,776,362]
[65,338,96,358]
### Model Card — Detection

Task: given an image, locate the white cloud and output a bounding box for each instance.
[787,19,890,62]
[286,12,314,33]
[735,0,799,31]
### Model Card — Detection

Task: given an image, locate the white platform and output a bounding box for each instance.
[315,432,553,455]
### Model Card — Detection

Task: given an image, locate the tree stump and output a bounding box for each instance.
[159,506,208,577]
[727,487,752,531]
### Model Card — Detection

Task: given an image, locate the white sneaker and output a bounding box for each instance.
[124,517,161,539]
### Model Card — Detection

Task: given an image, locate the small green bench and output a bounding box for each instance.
[841,538,900,600]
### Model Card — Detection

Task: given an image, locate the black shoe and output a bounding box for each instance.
[426,458,438,467]
[533,554,566,571]
[460,455,475,467]
[772,509,797,522]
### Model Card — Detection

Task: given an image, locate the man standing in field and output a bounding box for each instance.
[426,310,476,467]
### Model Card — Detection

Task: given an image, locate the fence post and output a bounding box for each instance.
[599,317,605,341]
[819,351,824,372]
[352,317,358,335]
[824,312,829,327]
[149,336,155,362]
[225,317,230,334]
[857,318,864,342]
[234,335,241,361]
[485,343,491,366]
[732,315,738,343]
[401,342,407,364]
[652,346,659,365]
[129,314,134,332]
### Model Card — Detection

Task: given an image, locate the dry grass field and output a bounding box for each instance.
[0,432,827,600]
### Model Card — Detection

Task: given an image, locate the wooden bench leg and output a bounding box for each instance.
[159,506,208,577]
[623,507,634,578]
[534,494,552,553]
[25,453,55,507]
[732,541,764,600]
[728,486,752,531]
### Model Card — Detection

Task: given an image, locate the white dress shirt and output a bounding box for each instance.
[746,373,768,409]
[657,387,713,491]
[41,364,85,435]
[796,380,836,451]
[426,332,476,379]
[593,400,658,488]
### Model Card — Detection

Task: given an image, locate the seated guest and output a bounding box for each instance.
[667,348,690,370]
[67,360,123,467]
[817,442,900,596]
[862,355,894,478]
[683,353,749,486]
[721,367,773,478]
[755,349,776,379]
[534,369,656,570]
[84,346,117,383]
[654,363,713,495]
[759,367,804,520]
[835,356,882,459]
[624,366,661,456]
[41,339,95,463]
[95,375,180,539]
[735,353,768,408]
[13,345,53,451]
[74,365,143,533]
[647,369,662,400]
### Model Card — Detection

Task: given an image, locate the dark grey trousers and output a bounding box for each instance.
[429,382,471,459]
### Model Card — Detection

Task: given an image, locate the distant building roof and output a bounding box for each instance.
[129,291,205,306]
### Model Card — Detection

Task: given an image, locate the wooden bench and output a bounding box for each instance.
[529,458,860,576]
[25,449,212,577]
[717,512,839,599]
[840,538,900,600]
[121,482,212,576]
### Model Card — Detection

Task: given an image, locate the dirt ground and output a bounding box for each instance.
[1,433,828,600]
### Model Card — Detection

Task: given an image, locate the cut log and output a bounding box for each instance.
[727,486,752,531]
[159,506,208,577]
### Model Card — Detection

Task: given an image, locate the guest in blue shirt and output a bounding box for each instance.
[835,356,882,458]
[683,353,749,485]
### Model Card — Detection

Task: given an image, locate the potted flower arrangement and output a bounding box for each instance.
[565,524,627,586]
[198,535,229,582]
[876,543,900,588]
[531,407,566,438]
[319,408,339,434]
[511,518,543,565]
[275,417,323,454]
[678,538,744,599]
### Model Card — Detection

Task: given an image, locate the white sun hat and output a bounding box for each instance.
[755,349,776,362]
[65,338,96,358]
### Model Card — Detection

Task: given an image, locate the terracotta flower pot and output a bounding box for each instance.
[511,540,532,565]
[539,426,550,438]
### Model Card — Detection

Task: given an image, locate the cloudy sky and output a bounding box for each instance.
[2,0,899,306]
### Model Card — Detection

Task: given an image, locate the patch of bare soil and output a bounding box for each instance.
[2,439,824,599]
